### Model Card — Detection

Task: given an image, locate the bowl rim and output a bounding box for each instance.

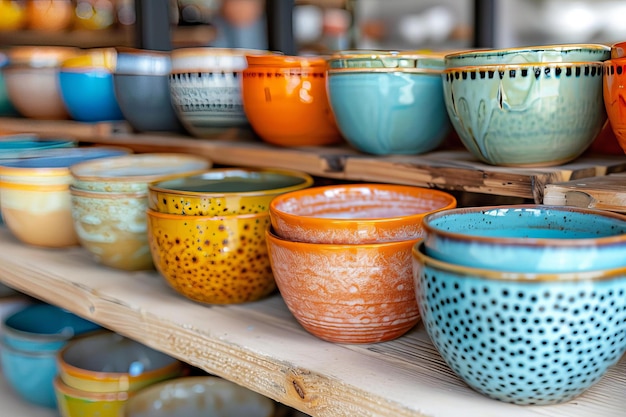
[413,239,626,282]
[422,204,626,247]
[53,376,131,401]
[147,208,270,221]
[442,60,605,73]
[328,67,442,75]
[443,43,611,60]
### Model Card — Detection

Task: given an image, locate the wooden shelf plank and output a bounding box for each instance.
[1,117,626,203]
[0,228,625,417]
[543,172,626,212]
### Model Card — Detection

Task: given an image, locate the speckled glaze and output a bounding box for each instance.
[269,183,456,244]
[70,187,153,271]
[148,168,313,216]
[602,59,626,154]
[422,205,626,273]
[70,153,211,193]
[266,228,420,343]
[54,376,129,417]
[57,332,182,393]
[442,62,606,166]
[412,241,626,405]
[147,209,275,304]
[444,43,611,68]
[242,54,342,147]
[122,376,276,417]
[327,68,449,155]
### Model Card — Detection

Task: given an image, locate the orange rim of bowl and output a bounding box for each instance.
[245,54,327,68]
[413,239,626,282]
[266,227,420,250]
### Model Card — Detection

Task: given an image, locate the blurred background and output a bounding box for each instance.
[1,0,626,51]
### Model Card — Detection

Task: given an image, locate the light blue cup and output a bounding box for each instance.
[58,70,124,122]
[444,43,611,68]
[327,67,450,155]
[422,205,626,273]
[0,338,59,408]
[442,61,606,166]
[412,241,626,405]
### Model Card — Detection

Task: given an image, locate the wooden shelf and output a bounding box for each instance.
[1,117,626,203]
[543,172,626,212]
[0,227,624,417]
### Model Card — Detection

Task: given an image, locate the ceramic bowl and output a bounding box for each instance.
[121,376,276,417]
[242,54,342,147]
[269,183,457,244]
[3,46,78,119]
[70,187,153,271]
[611,41,626,59]
[0,50,18,116]
[266,228,420,343]
[442,62,606,166]
[54,376,129,417]
[114,48,186,133]
[328,50,446,71]
[327,66,449,155]
[147,209,275,304]
[57,331,182,393]
[0,146,132,247]
[422,205,626,273]
[0,136,76,159]
[58,48,124,122]
[26,0,73,31]
[70,153,212,193]
[444,43,611,68]
[169,47,272,138]
[148,168,313,216]
[2,303,101,352]
[412,240,626,405]
[603,58,626,154]
[0,338,59,408]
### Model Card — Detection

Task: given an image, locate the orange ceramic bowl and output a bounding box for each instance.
[266,228,420,344]
[603,58,626,154]
[242,54,343,147]
[611,41,626,59]
[26,0,73,31]
[269,183,457,244]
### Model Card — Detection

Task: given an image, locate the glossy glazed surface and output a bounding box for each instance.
[58,70,124,122]
[147,210,275,304]
[327,69,449,155]
[442,62,606,166]
[266,229,420,343]
[423,205,626,273]
[148,168,313,216]
[270,183,456,244]
[603,59,626,154]
[412,241,626,405]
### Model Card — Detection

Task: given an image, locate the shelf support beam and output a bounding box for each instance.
[134,0,172,51]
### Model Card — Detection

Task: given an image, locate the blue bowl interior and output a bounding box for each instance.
[3,304,101,339]
[427,206,626,239]
[0,147,129,168]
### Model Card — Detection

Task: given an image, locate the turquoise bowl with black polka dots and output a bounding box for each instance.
[412,240,626,405]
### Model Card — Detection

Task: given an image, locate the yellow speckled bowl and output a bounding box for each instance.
[147,209,275,304]
[148,168,313,216]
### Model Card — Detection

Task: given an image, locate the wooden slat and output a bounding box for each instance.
[0,228,625,417]
[543,172,626,212]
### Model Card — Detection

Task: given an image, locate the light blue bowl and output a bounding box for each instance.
[412,241,626,405]
[2,304,101,352]
[0,338,59,408]
[327,68,450,155]
[58,69,124,122]
[422,205,626,273]
[442,61,606,166]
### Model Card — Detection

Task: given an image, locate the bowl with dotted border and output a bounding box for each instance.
[412,240,626,405]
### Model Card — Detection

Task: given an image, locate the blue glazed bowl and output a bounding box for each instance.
[2,304,101,352]
[444,43,611,68]
[422,205,626,273]
[412,240,626,405]
[0,338,60,408]
[58,69,124,122]
[442,61,606,166]
[327,67,450,155]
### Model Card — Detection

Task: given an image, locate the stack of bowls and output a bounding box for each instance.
[0,303,101,409]
[266,183,457,344]
[58,47,125,123]
[68,153,212,271]
[0,146,132,248]
[242,54,343,147]
[442,43,611,166]
[602,41,626,154]
[326,51,450,155]
[146,168,313,305]
[412,204,626,405]
[2,45,78,119]
[54,331,182,417]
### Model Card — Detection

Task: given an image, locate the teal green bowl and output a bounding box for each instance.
[442,62,606,166]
